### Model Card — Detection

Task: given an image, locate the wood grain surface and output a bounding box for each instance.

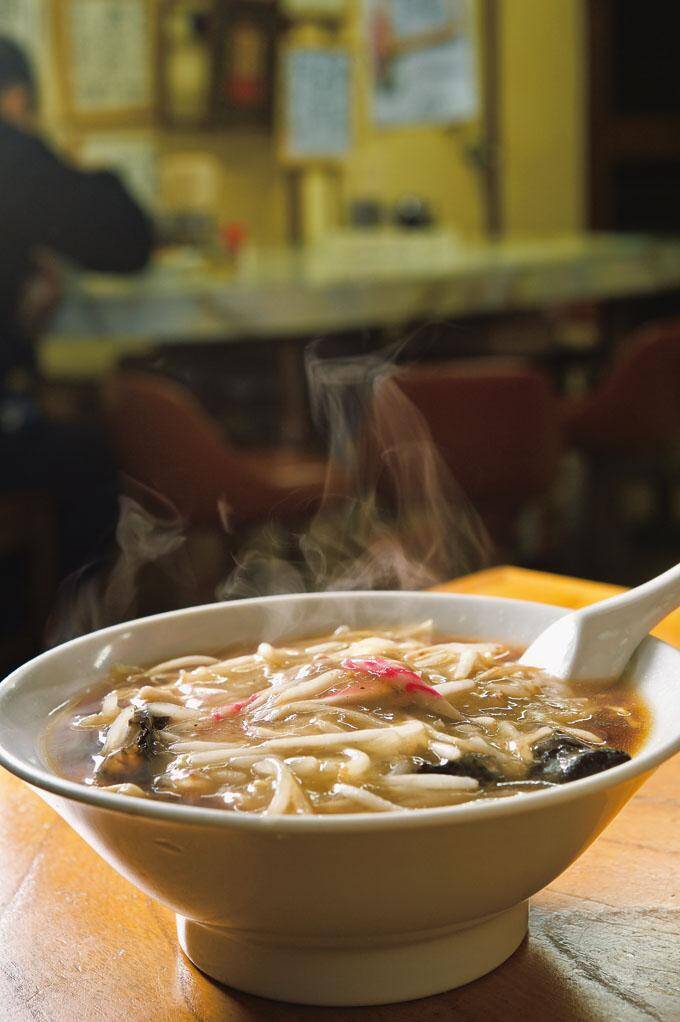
[1,566,679,1022]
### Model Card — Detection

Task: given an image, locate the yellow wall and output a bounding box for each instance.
[38,0,489,245]
[341,0,485,239]
[346,0,587,239]
[157,130,290,244]
[344,122,484,239]
[499,0,585,234]
[33,0,585,245]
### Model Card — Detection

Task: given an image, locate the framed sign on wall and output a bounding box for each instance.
[55,0,156,127]
[365,0,478,127]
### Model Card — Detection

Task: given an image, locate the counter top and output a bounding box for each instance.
[46,232,680,344]
[1,566,678,1021]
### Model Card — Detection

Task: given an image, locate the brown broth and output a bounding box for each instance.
[43,628,650,814]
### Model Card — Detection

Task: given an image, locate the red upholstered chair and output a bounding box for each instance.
[393,359,563,553]
[102,371,327,528]
[562,319,680,578]
[564,318,680,458]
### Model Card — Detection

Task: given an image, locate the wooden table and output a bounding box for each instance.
[1,567,678,1021]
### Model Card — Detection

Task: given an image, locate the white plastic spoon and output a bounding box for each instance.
[519,561,680,684]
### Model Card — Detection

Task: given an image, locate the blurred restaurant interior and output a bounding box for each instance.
[1,0,680,672]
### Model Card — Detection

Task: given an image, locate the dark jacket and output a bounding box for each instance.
[0,121,153,382]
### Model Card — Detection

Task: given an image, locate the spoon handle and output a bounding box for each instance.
[576,561,680,680]
[520,561,680,682]
[585,560,680,635]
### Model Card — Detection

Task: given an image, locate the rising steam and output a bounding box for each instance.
[46,491,191,646]
[216,344,490,597]
[47,343,490,643]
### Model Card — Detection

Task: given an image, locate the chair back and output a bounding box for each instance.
[566,319,680,454]
[102,371,277,524]
[394,359,562,503]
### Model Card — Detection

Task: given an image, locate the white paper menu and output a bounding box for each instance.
[284,47,350,159]
[67,0,152,113]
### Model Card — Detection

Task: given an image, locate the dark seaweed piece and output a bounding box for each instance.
[417,753,504,785]
[531,731,630,784]
[133,709,170,759]
[96,711,169,784]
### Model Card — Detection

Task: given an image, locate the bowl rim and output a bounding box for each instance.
[1,590,679,833]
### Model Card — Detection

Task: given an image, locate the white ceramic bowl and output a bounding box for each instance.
[1,591,679,1006]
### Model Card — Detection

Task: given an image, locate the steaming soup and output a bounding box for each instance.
[45,623,648,814]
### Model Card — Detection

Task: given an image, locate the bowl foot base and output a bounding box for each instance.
[176,900,528,1005]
